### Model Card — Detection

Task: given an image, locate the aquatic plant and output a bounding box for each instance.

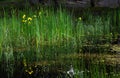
[0,7,120,78]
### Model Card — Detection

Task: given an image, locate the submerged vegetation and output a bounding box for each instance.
[0,7,120,78]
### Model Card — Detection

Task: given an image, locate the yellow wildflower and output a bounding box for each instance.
[28,70,33,75]
[78,17,82,21]
[28,17,32,21]
[25,69,33,75]
[22,14,26,19]
[22,20,27,23]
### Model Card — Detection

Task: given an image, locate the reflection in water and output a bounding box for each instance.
[67,64,75,78]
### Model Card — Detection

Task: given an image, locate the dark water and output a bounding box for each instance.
[1,52,120,78]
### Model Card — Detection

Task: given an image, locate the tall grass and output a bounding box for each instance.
[0,7,114,57]
[0,7,120,78]
[75,13,112,53]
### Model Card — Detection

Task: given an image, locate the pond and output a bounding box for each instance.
[0,3,120,78]
[0,50,120,78]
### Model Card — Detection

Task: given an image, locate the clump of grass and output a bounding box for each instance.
[75,13,112,53]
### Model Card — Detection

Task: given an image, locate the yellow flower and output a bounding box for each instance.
[22,14,26,19]
[25,69,33,75]
[22,20,27,23]
[28,17,32,21]
[28,70,33,75]
[78,17,82,21]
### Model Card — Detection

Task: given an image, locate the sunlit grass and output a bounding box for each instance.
[0,7,120,78]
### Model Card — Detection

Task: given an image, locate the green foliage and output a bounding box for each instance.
[0,7,120,78]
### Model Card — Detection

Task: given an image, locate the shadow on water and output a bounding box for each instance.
[0,45,120,78]
[12,56,120,78]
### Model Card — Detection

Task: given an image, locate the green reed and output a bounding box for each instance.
[0,7,117,62]
[0,7,118,60]
[0,7,120,78]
